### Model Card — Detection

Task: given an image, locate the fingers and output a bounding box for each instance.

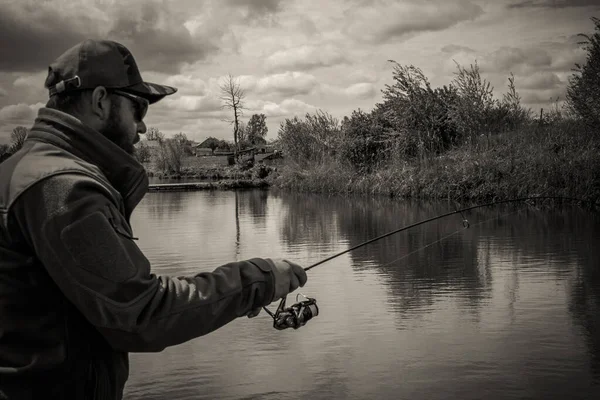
[268,258,308,301]
[283,259,307,287]
[247,307,261,318]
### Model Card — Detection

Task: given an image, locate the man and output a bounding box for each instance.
[0,40,307,399]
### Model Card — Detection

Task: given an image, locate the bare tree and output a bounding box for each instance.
[219,74,246,160]
[10,126,28,152]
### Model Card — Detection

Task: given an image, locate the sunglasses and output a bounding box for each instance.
[111,89,149,121]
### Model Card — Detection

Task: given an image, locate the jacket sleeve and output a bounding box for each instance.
[11,173,277,352]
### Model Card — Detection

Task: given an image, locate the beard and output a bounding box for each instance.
[98,98,135,155]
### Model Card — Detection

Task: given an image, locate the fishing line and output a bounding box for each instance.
[376,205,526,269]
[263,195,596,330]
[304,196,593,272]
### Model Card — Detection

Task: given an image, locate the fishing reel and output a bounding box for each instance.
[264,293,319,330]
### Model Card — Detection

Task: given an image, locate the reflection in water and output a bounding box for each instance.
[126,190,600,399]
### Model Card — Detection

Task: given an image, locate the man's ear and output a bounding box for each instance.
[90,86,112,121]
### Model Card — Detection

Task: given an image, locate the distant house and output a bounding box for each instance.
[195,138,215,148]
[195,148,213,156]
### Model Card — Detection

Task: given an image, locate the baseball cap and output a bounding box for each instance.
[45,39,177,104]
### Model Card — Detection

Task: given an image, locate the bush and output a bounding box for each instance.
[339,109,391,172]
[155,138,186,174]
[277,111,342,165]
[567,16,600,129]
[380,62,459,156]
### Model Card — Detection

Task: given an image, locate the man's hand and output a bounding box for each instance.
[247,258,307,318]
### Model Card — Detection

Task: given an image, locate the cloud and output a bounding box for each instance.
[441,44,476,54]
[223,0,285,17]
[0,87,7,97]
[265,44,350,72]
[519,71,563,90]
[318,81,378,100]
[520,87,567,104]
[508,0,600,8]
[0,0,224,74]
[441,39,585,76]
[0,1,101,72]
[106,2,221,74]
[162,74,207,95]
[12,72,48,92]
[247,98,318,117]
[0,102,44,123]
[343,0,484,43]
[237,72,319,97]
[162,94,222,112]
[479,47,553,73]
[344,83,377,99]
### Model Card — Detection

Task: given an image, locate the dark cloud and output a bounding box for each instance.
[441,39,585,75]
[519,71,563,89]
[0,87,7,97]
[481,47,553,73]
[223,0,285,16]
[520,87,567,104]
[107,2,220,74]
[508,0,600,8]
[0,4,95,72]
[0,1,224,75]
[441,44,476,54]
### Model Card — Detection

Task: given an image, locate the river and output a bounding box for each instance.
[123,189,600,400]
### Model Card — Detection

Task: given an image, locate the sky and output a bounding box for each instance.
[0,0,598,144]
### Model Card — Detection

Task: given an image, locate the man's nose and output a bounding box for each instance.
[137,121,147,134]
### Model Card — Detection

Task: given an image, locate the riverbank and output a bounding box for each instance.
[270,121,600,203]
[144,121,599,203]
[148,179,269,191]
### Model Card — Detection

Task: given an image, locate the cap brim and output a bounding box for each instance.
[122,81,177,104]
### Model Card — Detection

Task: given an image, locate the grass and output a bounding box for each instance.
[270,121,600,203]
[143,155,276,182]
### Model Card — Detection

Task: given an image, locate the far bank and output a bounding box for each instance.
[144,122,599,205]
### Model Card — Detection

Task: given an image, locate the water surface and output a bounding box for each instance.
[124,189,600,400]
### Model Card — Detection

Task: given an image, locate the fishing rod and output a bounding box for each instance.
[263,195,596,330]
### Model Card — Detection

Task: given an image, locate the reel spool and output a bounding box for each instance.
[268,293,319,330]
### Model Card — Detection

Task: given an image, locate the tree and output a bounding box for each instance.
[217,140,233,152]
[246,113,268,146]
[134,141,152,163]
[237,121,248,148]
[146,127,165,142]
[219,74,246,159]
[202,137,221,154]
[10,126,28,153]
[156,138,186,174]
[340,109,390,173]
[277,111,341,164]
[567,17,600,128]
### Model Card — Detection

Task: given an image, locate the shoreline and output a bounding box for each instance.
[148,179,269,191]
[144,122,599,205]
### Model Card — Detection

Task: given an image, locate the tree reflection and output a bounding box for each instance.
[138,191,187,221]
[275,191,348,247]
[236,189,269,225]
[566,210,600,382]
[277,190,600,373]
[338,200,489,320]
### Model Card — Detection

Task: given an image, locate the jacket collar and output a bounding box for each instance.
[28,107,148,217]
